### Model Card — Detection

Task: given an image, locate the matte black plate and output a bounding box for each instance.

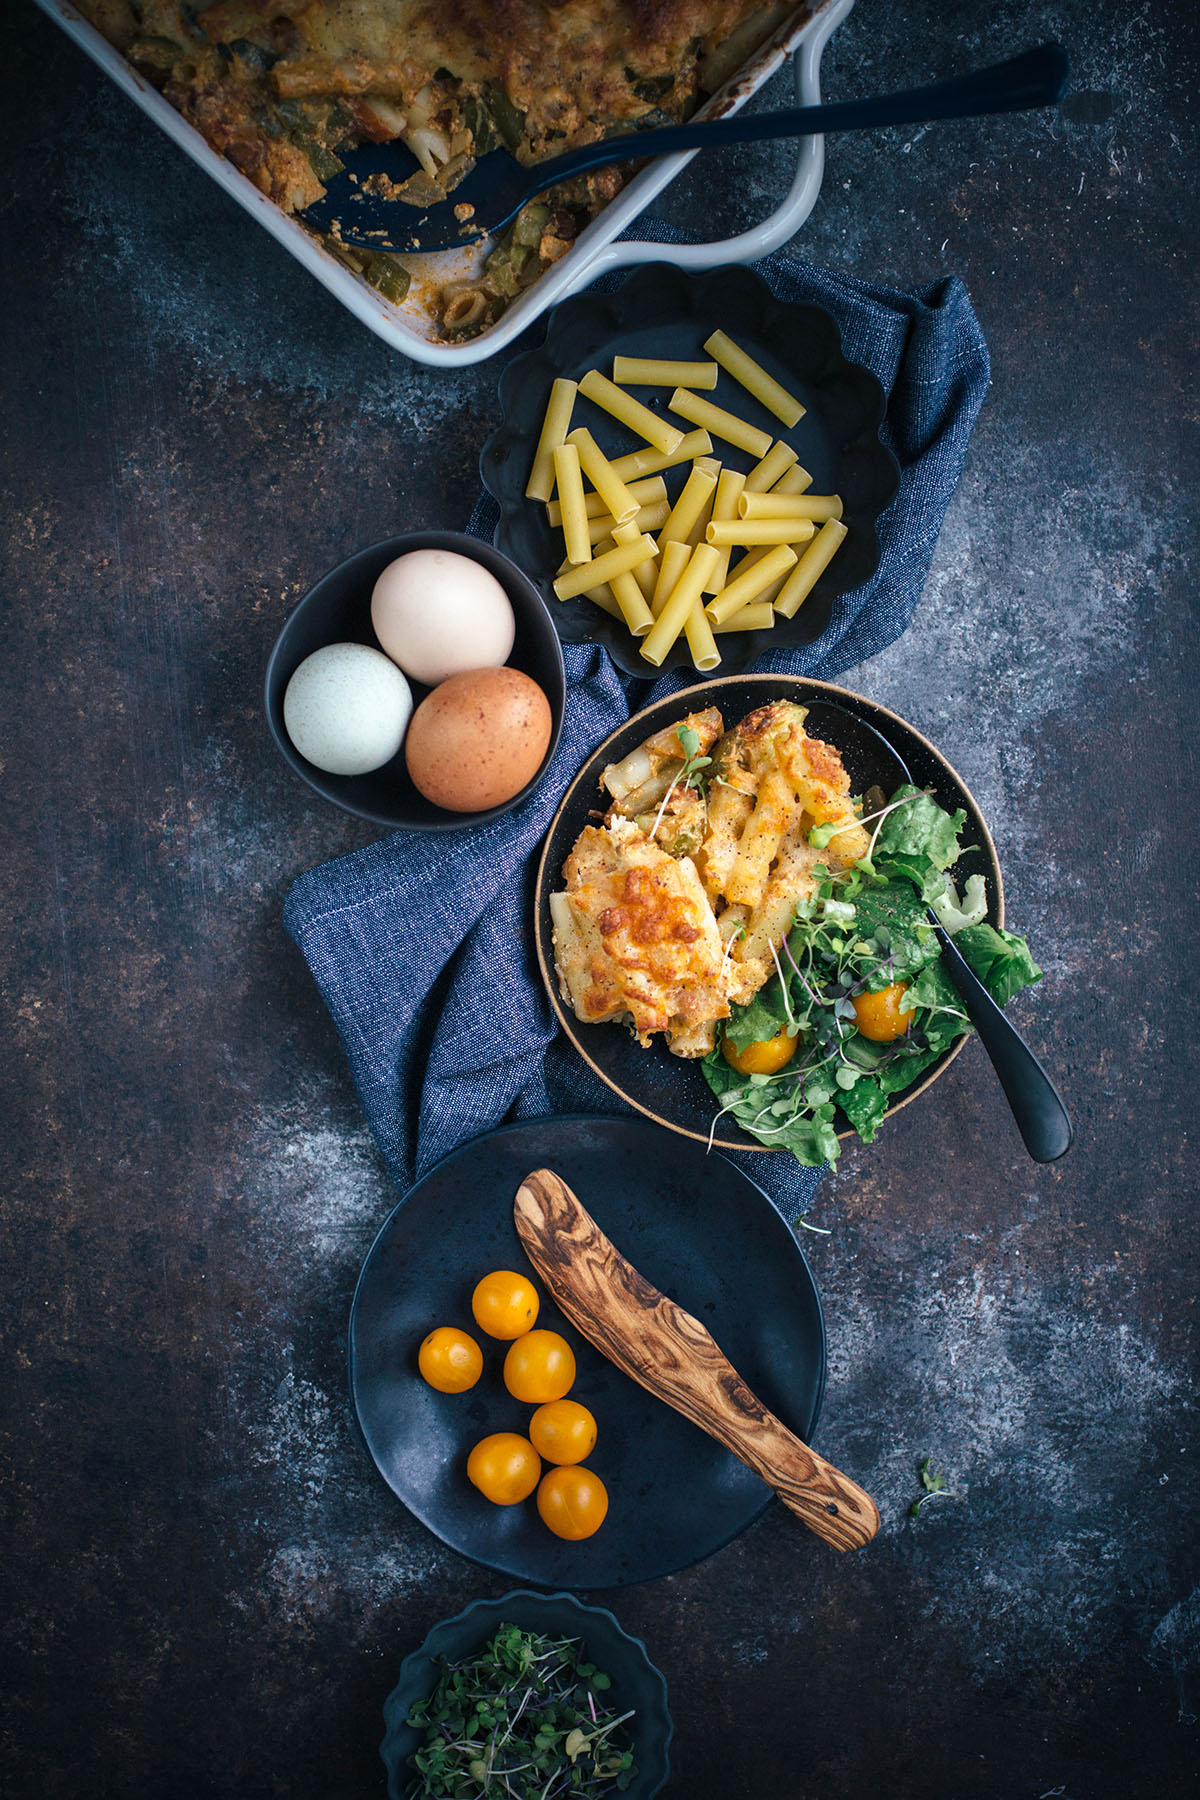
[348,1115,826,1587]
[480,262,900,676]
[534,676,1003,1153]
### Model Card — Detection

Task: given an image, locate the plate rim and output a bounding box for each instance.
[478,260,901,678]
[346,1112,828,1587]
[533,675,1004,1153]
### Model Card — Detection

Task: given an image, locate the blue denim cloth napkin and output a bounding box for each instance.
[283,252,989,1221]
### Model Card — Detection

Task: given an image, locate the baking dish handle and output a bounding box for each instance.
[580,0,852,281]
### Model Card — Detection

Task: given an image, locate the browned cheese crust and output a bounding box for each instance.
[559,822,729,1046]
[553,702,871,1056]
[75,1,802,204]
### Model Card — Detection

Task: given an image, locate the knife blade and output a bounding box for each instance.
[514,1168,879,1553]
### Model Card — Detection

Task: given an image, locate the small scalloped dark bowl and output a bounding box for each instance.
[480,262,900,678]
[264,532,566,831]
[380,1589,672,1800]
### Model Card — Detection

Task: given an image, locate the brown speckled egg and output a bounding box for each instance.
[404,667,552,812]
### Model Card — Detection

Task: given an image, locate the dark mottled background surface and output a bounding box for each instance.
[2,0,1197,1795]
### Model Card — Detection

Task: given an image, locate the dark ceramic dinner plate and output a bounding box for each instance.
[479,262,900,676]
[348,1115,826,1587]
[534,675,1003,1154]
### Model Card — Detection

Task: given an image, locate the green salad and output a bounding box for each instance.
[701,785,1042,1166]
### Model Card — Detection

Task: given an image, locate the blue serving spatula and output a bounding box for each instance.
[303,42,1069,255]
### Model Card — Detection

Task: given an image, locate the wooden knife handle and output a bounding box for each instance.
[515,1170,879,1553]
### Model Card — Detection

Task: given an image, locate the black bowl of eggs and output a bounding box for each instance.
[265,532,566,830]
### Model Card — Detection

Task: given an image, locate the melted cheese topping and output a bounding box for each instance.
[558,821,728,1049]
[552,702,870,1058]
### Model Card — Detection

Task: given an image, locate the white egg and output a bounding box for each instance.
[371,548,515,686]
[283,643,413,776]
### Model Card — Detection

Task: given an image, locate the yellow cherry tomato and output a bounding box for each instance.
[537,1465,609,1540]
[466,1433,542,1505]
[529,1399,598,1466]
[721,1025,799,1076]
[471,1269,540,1340]
[852,981,911,1043]
[417,1326,483,1394]
[503,1329,576,1404]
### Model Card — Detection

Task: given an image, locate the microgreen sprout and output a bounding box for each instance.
[647,723,712,842]
[767,938,800,1036]
[675,722,713,789]
[807,788,933,852]
[909,1457,957,1519]
[718,920,747,988]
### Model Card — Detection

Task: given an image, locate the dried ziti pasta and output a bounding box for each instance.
[533,332,848,670]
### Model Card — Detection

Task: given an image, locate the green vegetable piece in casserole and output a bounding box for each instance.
[362,255,411,306]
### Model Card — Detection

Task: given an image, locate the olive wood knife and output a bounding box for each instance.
[513,1168,880,1553]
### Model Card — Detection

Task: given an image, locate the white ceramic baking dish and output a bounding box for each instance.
[35,0,854,367]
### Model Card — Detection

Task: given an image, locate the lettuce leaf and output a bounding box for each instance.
[835,1076,889,1141]
[954,923,1044,1007]
[874,785,965,870]
[722,977,792,1050]
[701,1052,842,1166]
[848,882,942,989]
[873,849,947,904]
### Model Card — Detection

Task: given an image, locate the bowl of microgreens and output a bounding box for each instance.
[380,1589,671,1800]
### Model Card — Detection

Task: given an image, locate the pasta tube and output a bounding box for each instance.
[669,388,772,459]
[770,464,816,497]
[704,544,798,626]
[612,356,719,389]
[728,543,793,607]
[773,519,849,619]
[687,461,720,548]
[660,459,719,545]
[738,492,844,522]
[554,535,658,600]
[712,602,776,633]
[703,468,746,593]
[627,554,657,603]
[607,430,713,482]
[579,369,683,454]
[726,766,795,906]
[553,443,591,566]
[743,440,799,493]
[703,329,805,427]
[650,539,692,618]
[602,743,655,800]
[683,601,721,673]
[640,544,721,667]
[613,521,657,607]
[584,500,668,546]
[565,426,641,525]
[546,475,666,527]
[609,570,656,636]
[526,378,577,502]
[706,519,816,547]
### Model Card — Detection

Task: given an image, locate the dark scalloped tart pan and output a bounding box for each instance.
[480,262,900,677]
